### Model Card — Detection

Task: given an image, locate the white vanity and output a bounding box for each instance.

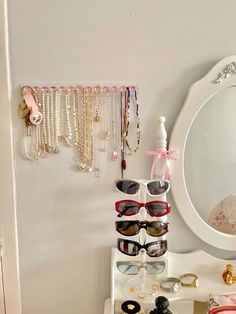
[104,56,236,314]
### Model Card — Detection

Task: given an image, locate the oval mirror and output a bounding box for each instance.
[169,56,236,250]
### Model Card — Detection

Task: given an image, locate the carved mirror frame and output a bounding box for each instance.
[169,55,236,250]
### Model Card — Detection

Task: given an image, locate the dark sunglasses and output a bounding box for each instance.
[117,238,167,257]
[117,260,165,275]
[115,179,170,196]
[115,200,171,217]
[115,220,169,237]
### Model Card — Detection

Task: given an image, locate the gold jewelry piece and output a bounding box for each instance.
[160,277,181,293]
[222,264,236,285]
[138,292,146,300]
[129,287,136,293]
[179,273,199,288]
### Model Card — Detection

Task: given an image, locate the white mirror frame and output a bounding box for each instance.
[169,55,236,250]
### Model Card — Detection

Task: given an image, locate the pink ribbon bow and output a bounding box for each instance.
[145,150,179,180]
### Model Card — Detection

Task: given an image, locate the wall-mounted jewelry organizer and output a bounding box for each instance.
[18,85,140,177]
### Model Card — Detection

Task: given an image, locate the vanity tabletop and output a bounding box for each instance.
[105,249,236,314]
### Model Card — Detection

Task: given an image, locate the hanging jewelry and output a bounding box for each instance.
[78,87,93,171]
[100,87,111,152]
[64,87,73,146]
[93,85,101,123]
[85,87,93,171]
[49,87,56,152]
[19,86,44,160]
[72,87,79,147]
[19,84,140,174]
[111,86,119,161]
[54,88,61,152]
[125,87,141,155]
[40,87,48,152]
[120,87,127,178]
[92,86,101,177]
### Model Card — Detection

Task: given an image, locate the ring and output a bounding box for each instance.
[160,277,181,293]
[138,292,147,299]
[179,273,199,287]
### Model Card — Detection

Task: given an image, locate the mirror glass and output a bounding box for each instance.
[184,87,236,234]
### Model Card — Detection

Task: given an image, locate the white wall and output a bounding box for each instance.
[7,0,236,313]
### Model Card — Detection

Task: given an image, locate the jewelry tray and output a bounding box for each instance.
[104,248,236,314]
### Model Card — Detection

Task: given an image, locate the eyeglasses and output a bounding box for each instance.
[115,179,170,196]
[115,220,169,237]
[117,238,167,257]
[115,200,171,217]
[117,261,165,275]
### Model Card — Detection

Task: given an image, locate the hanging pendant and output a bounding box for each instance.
[78,163,87,171]
[112,150,118,161]
[94,112,100,122]
[121,159,126,170]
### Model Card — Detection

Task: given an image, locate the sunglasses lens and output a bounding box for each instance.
[117,201,140,216]
[146,222,168,237]
[116,180,140,195]
[116,221,139,236]
[117,262,139,275]
[146,240,167,257]
[147,180,169,195]
[146,202,169,217]
[117,239,139,256]
[146,262,165,275]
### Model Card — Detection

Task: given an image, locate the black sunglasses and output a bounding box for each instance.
[117,238,167,257]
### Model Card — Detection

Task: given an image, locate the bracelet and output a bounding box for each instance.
[179,273,199,287]
[160,277,181,293]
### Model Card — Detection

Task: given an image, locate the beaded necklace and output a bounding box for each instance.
[125,87,141,154]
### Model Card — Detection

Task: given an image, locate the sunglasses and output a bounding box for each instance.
[115,179,170,196]
[115,220,169,237]
[117,260,165,275]
[115,200,171,217]
[117,238,167,257]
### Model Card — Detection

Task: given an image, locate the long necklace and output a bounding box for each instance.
[64,88,73,146]
[125,87,141,154]
[120,87,127,178]
[111,87,119,161]
[92,86,101,177]
[78,87,93,171]
[54,88,61,152]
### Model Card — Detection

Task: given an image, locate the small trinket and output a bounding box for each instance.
[78,163,87,171]
[93,113,100,122]
[222,264,236,285]
[112,151,118,161]
[122,159,126,170]
[105,130,111,140]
